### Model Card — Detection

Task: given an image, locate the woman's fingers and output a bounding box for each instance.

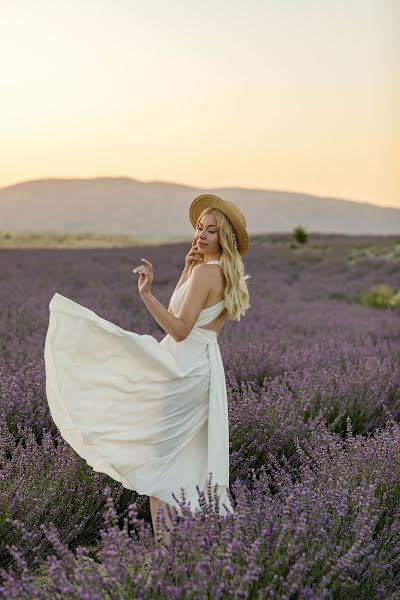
[133,266,148,272]
[133,259,152,273]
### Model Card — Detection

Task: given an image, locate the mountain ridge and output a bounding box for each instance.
[0,177,399,236]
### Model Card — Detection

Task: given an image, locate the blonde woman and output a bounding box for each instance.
[44,194,251,547]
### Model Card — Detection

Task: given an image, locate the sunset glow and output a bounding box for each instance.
[0,0,399,207]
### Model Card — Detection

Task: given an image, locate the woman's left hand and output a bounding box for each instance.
[132,259,153,296]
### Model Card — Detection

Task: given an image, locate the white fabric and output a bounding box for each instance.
[44,259,234,517]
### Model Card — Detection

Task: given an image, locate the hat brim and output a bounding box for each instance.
[189,194,249,255]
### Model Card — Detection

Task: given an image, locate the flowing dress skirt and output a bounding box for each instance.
[44,293,234,517]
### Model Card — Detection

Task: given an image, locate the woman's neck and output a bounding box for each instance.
[203,254,222,263]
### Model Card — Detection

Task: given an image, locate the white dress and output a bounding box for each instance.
[44,259,234,517]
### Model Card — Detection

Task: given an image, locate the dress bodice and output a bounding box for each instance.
[169,259,225,328]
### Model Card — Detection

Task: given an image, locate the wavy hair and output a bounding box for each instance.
[189,207,251,321]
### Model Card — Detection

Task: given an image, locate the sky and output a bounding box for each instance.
[0,0,399,208]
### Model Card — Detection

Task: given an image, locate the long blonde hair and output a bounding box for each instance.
[189,207,251,321]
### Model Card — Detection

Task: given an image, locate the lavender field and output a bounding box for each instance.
[0,233,399,599]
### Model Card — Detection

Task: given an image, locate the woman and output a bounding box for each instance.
[44,193,251,546]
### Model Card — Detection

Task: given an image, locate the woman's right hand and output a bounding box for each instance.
[184,242,203,271]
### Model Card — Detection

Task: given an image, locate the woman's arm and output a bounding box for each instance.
[141,291,186,341]
[141,266,209,342]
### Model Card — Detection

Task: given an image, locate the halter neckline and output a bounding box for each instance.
[173,258,222,297]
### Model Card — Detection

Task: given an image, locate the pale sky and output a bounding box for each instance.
[0,0,399,208]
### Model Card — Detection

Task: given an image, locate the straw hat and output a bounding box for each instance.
[189,194,250,255]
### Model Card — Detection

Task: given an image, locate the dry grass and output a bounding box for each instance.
[0,231,190,249]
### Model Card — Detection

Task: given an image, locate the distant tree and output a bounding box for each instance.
[293,226,308,245]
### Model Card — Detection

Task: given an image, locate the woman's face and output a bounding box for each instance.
[195,214,221,254]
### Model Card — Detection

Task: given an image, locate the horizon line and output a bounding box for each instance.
[0,175,398,211]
